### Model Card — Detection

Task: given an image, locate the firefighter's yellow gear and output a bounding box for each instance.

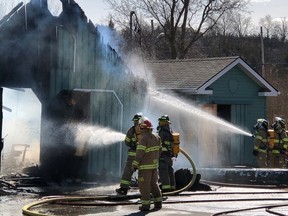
[132,122,162,211]
[172,132,180,157]
[116,113,142,195]
[253,119,269,168]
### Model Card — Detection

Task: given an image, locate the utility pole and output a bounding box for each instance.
[130,11,135,49]
[129,11,141,49]
[151,19,155,58]
[260,26,265,77]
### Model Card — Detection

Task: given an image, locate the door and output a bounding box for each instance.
[217,105,232,167]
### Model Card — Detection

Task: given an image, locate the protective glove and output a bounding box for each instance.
[131,166,137,172]
[280,148,287,155]
[252,149,259,156]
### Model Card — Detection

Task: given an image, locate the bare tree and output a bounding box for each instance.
[259,15,275,38]
[209,11,235,36]
[230,12,254,37]
[273,17,288,42]
[106,0,249,59]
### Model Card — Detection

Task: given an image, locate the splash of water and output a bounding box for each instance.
[148,89,252,137]
[70,123,125,147]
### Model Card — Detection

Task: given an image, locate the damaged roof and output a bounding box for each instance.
[145,56,279,96]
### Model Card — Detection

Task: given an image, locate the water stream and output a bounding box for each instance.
[72,123,125,147]
[146,89,252,137]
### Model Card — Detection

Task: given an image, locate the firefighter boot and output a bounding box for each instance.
[154,202,162,209]
[139,205,150,211]
[115,187,128,195]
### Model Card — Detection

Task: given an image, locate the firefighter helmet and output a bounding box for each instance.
[139,117,153,129]
[261,119,269,130]
[254,118,268,131]
[273,117,286,130]
[158,115,170,123]
[132,113,143,121]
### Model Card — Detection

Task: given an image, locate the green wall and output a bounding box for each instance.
[196,65,266,166]
[41,22,147,180]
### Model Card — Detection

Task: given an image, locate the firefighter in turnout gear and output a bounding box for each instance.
[253,118,270,168]
[132,117,162,211]
[116,113,142,195]
[270,117,288,168]
[157,115,176,192]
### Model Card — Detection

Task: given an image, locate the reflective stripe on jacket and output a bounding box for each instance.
[158,125,173,156]
[132,130,161,170]
[253,129,269,152]
[125,126,138,150]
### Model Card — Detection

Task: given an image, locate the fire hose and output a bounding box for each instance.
[22,148,197,216]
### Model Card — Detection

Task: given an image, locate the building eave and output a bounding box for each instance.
[197,57,279,97]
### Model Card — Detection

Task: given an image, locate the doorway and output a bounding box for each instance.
[217,104,231,167]
[2,88,41,173]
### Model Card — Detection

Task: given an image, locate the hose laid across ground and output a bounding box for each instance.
[22,147,197,216]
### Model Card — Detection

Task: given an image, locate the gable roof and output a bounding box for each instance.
[145,56,279,96]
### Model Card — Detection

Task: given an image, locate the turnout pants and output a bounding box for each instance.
[120,154,135,189]
[138,169,162,209]
[159,155,175,190]
[256,151,268,168]
[269,153,286,168]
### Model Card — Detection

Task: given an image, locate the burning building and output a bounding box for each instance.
[0,0,147,181]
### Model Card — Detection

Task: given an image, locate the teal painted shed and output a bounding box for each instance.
[145,57,279,168]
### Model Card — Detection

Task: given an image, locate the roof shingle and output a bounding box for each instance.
[145,56,239,90]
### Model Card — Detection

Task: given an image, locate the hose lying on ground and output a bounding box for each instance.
[22,147,197,216]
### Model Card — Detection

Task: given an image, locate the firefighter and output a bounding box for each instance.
[252,118,270,168]
[157,115,176,192]
[116,113,142,195]
[132,117,162,211]
[271,117,288,168]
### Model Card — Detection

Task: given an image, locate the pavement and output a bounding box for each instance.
[2,182,288,216]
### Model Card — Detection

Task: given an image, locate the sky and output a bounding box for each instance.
[67,0,288,26]
[1,0,287,26]
[248,0,287,23]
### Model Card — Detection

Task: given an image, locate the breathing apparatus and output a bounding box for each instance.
[172,132,180,157]
[132,113,143,141]
[158,115,180,157]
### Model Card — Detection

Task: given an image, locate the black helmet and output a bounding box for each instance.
[158,115,170,123]
[254,118,268,131]
[273,117,286,131]
[132,113,143,121]
[276,117,286,129]
[261,119,269,130]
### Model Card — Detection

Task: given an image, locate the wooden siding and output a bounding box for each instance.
[41,23,147,179]
[194,65,266,167]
